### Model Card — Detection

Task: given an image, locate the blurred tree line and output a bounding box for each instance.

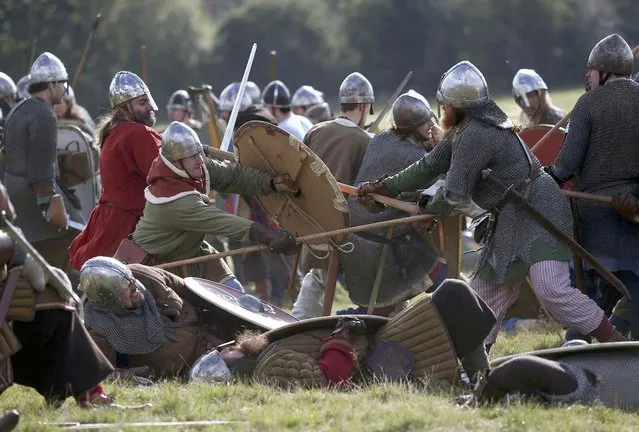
[1,0,637,120]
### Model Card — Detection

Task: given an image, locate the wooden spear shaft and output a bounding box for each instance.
[155,214,432,270]
[531,43,639,155]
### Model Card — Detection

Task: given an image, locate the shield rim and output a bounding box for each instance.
[490,341,639,367]
[263,314,389,343]
[184,277,297,331]
[234,120,350,244]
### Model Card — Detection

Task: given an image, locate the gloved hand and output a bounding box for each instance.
[269,173,299,195]
[330,316,366,339]
[356,180,394,213]
[48,266,73,302]
[22,254,47,292]
[612,192,639,223]
[44,195,68,230]
[249,223,298,254]
[543,166,567,187]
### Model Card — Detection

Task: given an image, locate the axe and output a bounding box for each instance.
[480,169,630,299]
[188,85,222,148]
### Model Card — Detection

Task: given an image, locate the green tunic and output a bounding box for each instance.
[133,158,271,277]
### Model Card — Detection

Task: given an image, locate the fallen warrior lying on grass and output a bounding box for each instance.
[190,279,497,387]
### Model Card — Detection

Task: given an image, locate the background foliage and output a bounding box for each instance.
[1,0,638,119]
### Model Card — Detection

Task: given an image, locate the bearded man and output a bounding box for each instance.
[357,61,623,350]
[2,52,84,271]
[548,34,639,340]
[68,71,161,269]
[512,69,566,128]
[291,72,374,319]
[340,90,442,314]
[130,122,297,291]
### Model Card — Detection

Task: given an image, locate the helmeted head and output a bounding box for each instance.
[109,71,157,126]
[28,52,69,105]
[512,69,548,110]
[291,85,324,114]
[392,90,437,144]
[166,89,192,122]
[436,61,489,109]
[53,84,76,118]
[80,257,141,311]
[161,121,205,179]
[262,80,291,108]
[339,72,374,111]
[218,82,252,121]
[245,81,262,106]
[0,72,17,108]
[16,75,30,100]
[586,34,634,91]
[305,102,333,124]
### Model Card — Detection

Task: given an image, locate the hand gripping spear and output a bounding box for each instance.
[480,169,630,299]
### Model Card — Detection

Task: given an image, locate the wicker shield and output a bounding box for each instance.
[183,277,297,331]
[56,124,100,221]
[519,125,566,166]
[234,121,350,246]
[491,342,639,411]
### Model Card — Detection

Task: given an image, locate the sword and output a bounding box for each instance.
[366,70,413,134]
[480,169,630,299]
[220,43,257,151]
[0,211,83,307]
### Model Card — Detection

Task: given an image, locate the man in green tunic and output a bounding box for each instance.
[132,121,297,292]
[357,61,623,351]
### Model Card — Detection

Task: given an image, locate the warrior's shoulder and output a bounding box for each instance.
[112,122,161,142]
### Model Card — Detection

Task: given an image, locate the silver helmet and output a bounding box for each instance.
[436,60,489,109]
[109,70,158,110]
[338,72,375,104]
[16,75,30,99]
[166,89,191,113]
[291,85,324,108]
[79,256,137,307]
[392,90,434,130]
[29,52,68,84]
[512,69,548,108]
[0,72,17,102]
[246,81,262,105]
[218,82,252,112]
[161,121,203,162]
[262,80,291,107]
[306,102,333,124]
[587,33,634,76]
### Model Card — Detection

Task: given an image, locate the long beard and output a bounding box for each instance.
[440,107,463,139]
[136,110,156,127]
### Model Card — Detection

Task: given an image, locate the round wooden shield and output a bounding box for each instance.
[519,124,566,166]
[183,277,297,331]
[234,121,350,245]
[263,315,389,344]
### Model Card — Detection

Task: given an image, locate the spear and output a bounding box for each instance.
[72,13,102,89]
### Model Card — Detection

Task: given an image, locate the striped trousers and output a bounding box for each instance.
[472,260,604,344]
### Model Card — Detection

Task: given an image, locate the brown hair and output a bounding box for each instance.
[95,105,133,150]
[340,103,360,113]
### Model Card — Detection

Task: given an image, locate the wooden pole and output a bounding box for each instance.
[367,226,393,314]
[563,190,612,204]
[155,214,433,270]
[531,43,639,156]
[338,183,417,213]
[322,248,340,316]
[269,50,277,81]
[140,45,149,83]
[287,249,302,296]
[72,13,102,89]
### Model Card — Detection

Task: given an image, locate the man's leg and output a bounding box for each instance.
[528,261,618,342]
[291,269,326,319]
[470,277,522,347]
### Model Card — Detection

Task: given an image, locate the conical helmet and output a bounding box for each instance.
[218,82,252,112]
[292,85,324,108]
[109,70,158,110]
[166,89,191,113]
[16,75,30,99]
[392,90,434,130]
[79,256,137,308]
[436,61,489,109]
[262,80,291,107]
[161,121,203,162]
[0,72,17,101]
[245,81,262,105]
[338,72,374,104]
[29,52,68,84]
[587,33,634,75]
[512,69,547,107]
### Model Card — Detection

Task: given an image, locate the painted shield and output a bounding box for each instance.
[57,124,100,221]
[234,121,350,245]
[263,314,389,344]
[184,277,297,331]
[491,342,639,411]
[519,124,566,166]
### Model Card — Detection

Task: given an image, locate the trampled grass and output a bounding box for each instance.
[2,327,636,431]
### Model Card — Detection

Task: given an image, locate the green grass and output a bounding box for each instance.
[2,327,637,431]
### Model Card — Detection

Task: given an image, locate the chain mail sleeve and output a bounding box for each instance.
[26,103,58,184]
[552,95,591,181]
[382,134,452,195]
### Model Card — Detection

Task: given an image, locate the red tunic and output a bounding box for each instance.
[68,123,161,269]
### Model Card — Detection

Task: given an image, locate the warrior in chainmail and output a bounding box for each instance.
[340,90,441,310]
[548,34,639,340]
[358,61,623,350]
[1,53,84,271]
[512,69,566,128]
[81,256,251,378]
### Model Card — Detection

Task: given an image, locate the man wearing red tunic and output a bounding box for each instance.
[69,71,161,269]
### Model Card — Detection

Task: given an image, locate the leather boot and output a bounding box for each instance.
[0,410,19,432]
